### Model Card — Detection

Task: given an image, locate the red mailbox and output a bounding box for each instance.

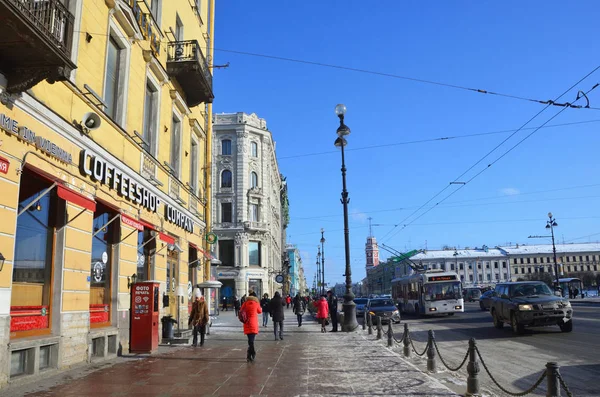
[129,282,160,354]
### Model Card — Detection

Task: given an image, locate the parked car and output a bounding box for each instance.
[480,290,495,311]
[490,281,573,334]
[354,298,369,318]
[366,298,401,324]
[464,287,482,302]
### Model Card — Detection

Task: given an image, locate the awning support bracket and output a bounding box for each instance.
[18,182,58,217]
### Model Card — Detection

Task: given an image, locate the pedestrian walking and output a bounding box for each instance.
[269,291,285,340]
[241,294,247,304]
[293,293,305,327]
[240,290,262,362]
[222,295,228,311]
[316,295,329,333]
[234,295,241,317]
[327,290,338,332]
[260,293,271,327]
[189,288,209,347]
[286,295,292,308]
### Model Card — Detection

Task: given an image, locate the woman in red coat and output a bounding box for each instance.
[316,295,329,333]
[240,291,262,362]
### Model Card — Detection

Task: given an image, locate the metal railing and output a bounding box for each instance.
[166,40,213,89]
[367,314,574,397]
[8,0,74,58]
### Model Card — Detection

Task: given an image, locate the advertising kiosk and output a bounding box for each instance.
[129,281,160,353]
[196,280,222,334]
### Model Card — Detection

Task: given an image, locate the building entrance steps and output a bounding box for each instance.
[4,310,458,397]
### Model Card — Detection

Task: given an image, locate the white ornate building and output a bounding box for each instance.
[212,113,284,299]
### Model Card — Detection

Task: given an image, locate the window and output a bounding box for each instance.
[221,170,232,188]
[12,169,61,333]
[579,256,583,262]
[494,262,498,269]
[520,258,524,264]
[477,263,481,269]
[249,241,260,266]
[495,274,499,280]
[567,265,571,272]
[249,203,258,222]
[188,246,198,286]
[459,263,463,270]
[566,256,570,263]
[502,261,506,268]
[485,262,489,269]
[533,258,537,264]
[190,139,199,193]
[142,80,159,154]
[528,268,532,273]
[91,203,117,326]
[251,141,258,157]
[250,172,258,188]
[221,202,232,223]
[104,37,125,121]
[218,240,234,267]
[586,255,590,261]
[468,264,472,269]
[175,14,184,41]
[469,275,473,282]
[170,115,181,177]
[221,139,232,155]
[450,263,455,270]
[513,258,517,264]
[547,257,551,263]
[527,258,531,264]
[150,0,161,25]
[137,228,155,281]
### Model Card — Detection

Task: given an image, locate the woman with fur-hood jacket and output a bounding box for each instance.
[240,291,262,362]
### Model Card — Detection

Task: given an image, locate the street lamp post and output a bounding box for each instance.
[334,104,359,332]
[316,246,321,295]
[545,212,560,290]
[320,228,326,295]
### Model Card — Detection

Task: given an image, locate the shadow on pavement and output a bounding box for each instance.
[512,363,600,396]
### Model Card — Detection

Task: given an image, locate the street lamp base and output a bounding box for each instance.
[341,300,359,332]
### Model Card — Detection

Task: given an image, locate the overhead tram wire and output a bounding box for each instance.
[71,30,600,111]
[380,65,600,243]
[384,81,600,243]
[278,119,600,160]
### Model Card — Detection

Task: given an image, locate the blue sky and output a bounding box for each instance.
[212,1,600,289]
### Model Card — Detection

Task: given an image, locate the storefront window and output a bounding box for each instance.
[90,204,117,326]
[248,279,262,298]
[249,241,260,266]
[137,229,155,281]
[11,169,60,334]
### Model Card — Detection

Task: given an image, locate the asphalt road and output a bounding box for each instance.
[393,302,600,396]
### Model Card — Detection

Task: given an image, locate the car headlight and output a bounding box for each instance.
[518,304,533,311]
[429,307,437,312]
[392,310,399,315]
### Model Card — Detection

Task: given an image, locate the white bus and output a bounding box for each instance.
[391,270,464,316]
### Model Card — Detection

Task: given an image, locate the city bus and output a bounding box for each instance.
[391,270,464,316]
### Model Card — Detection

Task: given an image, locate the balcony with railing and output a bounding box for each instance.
[166,40,214,107]
[0,0,76,93]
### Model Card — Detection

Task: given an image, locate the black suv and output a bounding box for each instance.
[490,281,573,334]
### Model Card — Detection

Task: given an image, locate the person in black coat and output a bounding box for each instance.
[327,290,338,332]
[292,293,305,327]
[269,291,285,340]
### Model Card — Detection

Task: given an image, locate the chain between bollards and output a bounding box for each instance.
[367,313,373,335]
[426,330,436,373]
[376,316,382,340]
[403,323,410,357]
[387,321,393,347]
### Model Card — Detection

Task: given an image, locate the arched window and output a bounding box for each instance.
[250,172,258,188]
[251,142,258,157]
[222,139,232,155]
[221,170,232,188]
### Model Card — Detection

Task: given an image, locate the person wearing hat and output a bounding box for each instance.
[189,288,209,347]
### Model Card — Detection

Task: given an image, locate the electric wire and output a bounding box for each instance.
[379,65,600,243]
[73,30,600,111]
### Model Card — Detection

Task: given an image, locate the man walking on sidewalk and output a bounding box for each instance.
[293,293,305,327]
[189,289,209,347]
[327,290,338,332]
[269,291,285,340]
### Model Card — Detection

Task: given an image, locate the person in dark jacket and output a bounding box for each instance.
[222,295,228,311]
[292,293,305,327]
[189,288,209,347]
[269,291,285,340]
[327,290,339,332]
[234,296,241,317]
[240,291,262,362]
[260,293,271,327]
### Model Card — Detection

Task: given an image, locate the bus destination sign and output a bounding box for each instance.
[429,275,457,282]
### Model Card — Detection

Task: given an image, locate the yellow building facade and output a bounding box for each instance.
[0,0,215,385]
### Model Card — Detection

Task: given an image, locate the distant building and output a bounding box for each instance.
[365,235,380,271]
[285,244,307,296]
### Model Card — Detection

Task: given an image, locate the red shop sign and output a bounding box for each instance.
[0,156,9,174]
[122,214,144,231]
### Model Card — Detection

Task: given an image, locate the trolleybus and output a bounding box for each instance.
[392,270,464,316]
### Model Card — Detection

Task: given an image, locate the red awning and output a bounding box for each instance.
[121,214,144,231]
[189,242,199,250]
[138,218,156,230]
[198,248,214,260]
[159,232,175,245]
[57,185,96,212]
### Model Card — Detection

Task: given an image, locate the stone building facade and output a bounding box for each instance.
[212,113,284,299]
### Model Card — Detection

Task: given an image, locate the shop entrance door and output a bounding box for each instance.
[166,249,178,318]
[248,279,262,299]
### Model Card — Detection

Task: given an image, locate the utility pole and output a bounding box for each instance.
[320,228,326,295]
[316,246,321,295]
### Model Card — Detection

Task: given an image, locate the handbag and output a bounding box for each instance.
[238,309,248,323]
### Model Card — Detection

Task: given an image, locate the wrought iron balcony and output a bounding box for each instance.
[0,0,76,93]
[166,40,214,107]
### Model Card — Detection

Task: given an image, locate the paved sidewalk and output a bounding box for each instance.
[3,308,458,397]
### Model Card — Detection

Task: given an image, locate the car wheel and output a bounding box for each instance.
[511,312,525,335]
[480,301,486,311]
[492,309,503,329]
[559,320,573,333]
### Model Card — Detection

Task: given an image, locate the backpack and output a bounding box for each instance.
[238,309,248,323]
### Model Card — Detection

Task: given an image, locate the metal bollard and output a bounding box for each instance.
[466,338,480,397]
[387,321,393,347]
[376,316,382,340]
[368,314,373,335]
[427,330,436,372]
[363,310,366,330]
[546,362,561,397]
[403,323,410,357]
